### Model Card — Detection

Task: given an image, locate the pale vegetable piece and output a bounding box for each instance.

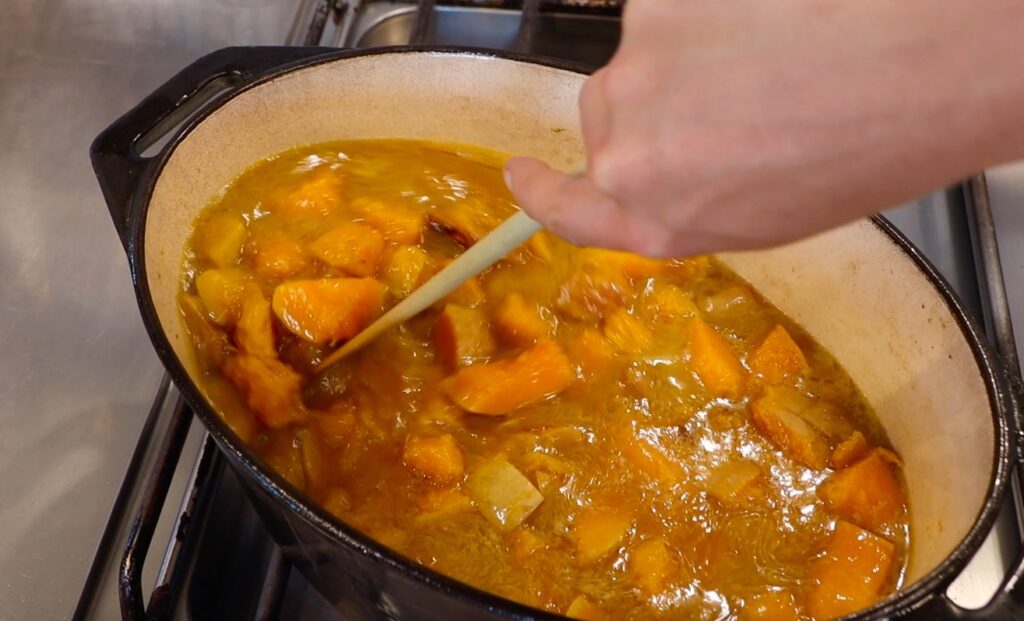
[363,204,425,244]
[466,457,544,531]
[629,538,676,596]
[277,169,343,216]
[750,386,831,469]
[235,286,276,358]
[194,268,248,326]
[403,433,465,483]
[602,308,654,354]
[196,212,247,268]
[566,595,605,621]
[441,274,485,308]
[615,427,684,484]
[832,430,869,469]
[570,328,618,377]
[707,460,767,508]
[223,354,305,429]
[416,489,474,523]
[572,509,632,565]
[296,427,326,491]
[251,232,308,279]
[818,448,905,533]
[741,589,800,621]
[493,293,551,347]
[442,340,574,415]
[689,317,746,397]
[309,223,385,277]
[385,245,429,299]
[271,278,384,345]
[179,294,234,369]
[806,521,895,620]
[433,304,495,370]
[748,324,809,385]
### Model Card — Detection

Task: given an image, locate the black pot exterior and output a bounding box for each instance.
[92,46,1022,621]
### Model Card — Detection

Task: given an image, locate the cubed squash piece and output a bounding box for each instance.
[223,354,304,429]
[272,278,384,345]
[278,170,343,216]
[707,460,767,508]
[602,308,654,354]
[416,488,474,523]
[818,448,905,533]
[196,212,247,268]
[385,245,429,299]
[570,328,618,377]
[573,509,632,565]
[832,431,869,469]
[364,205,425,244]
[648,283,699,321]
[442,340,574,415]
[690,318,746,397]
[194,268,248,326]
[428,203,502,247]
[509,528,546,562]
[750,386,830,470]
[493,293,551,347]
[581,247,663,279]
[309,223,385,277]
[466,457,544,531]
[556,264,631,321]
[615,427,684,484]
[235,286,276,358]
[806,521,895,620]
[443,275,485,308]
[251,232,308,279]
[741,590,800,621]
[749,325,808,385]
[566,595,605,621]
[433,304,495,370]
[629,538,676,596]
[403,434,465,483]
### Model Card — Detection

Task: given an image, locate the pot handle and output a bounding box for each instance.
[90,46,334,251]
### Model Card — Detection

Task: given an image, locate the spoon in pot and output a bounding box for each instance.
[314,206,542,374]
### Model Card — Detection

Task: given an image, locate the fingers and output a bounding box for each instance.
[579,69,612,154]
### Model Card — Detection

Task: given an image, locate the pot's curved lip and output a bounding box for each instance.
[125,45,1013,620]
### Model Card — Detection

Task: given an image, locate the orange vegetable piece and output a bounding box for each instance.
[689,318,746,397]
[309,223,385,277]
[433,304,496,370]
[384,245,429,299]
[272,278,384,345]
[572,509,632,564]
[441,340,574,415]
[581,248,663,280]
[223,354,304,429]
[509,528,546,562]
[818,448,905,533]
[251,232,308,279]
[363,204,425,244]
[416,488,473,522]
[648,283,698,321]
[570,328,618,377]
[751,386,831,470]
[556,264,631,321]
[629,538,676,596]
[312,405,356,448]
[442,274,485,308]
[403,434,465,483]
[566,595,605,620]
[749,325,809,384]
[806,521,895,620]
[707,460,767,508]
[602,308,654,354]
[741,589,800,621]
[235,286,276,358]
[194,268,248,326]
[615,427,684,484]
[832,430,869,469]
[493,293,551,347]
[278,169,343,216]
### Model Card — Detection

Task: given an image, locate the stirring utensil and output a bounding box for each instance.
[314,208,542,373]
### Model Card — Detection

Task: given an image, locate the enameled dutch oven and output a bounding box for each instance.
[91,46,1024,620]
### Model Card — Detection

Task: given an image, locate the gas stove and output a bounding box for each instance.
[68,2,1023,620]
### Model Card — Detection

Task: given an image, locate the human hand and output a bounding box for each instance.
[505,0,1024,257]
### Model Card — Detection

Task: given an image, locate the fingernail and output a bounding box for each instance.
[503,167,513,190]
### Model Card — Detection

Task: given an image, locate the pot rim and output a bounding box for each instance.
[123,45,1013,620]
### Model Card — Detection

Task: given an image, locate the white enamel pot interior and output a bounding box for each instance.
[130,48,1010,619]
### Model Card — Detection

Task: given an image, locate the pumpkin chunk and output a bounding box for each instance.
[433,304,495,370]
[195,268,248,326]
[223,354,304,429]
[235,286,276,358]
[648,283,698,321]
[416,488,474,523]
[573,509,632,565]
[466,457,544,531]
[272,278,384,345]
[629,538,676,596]
[741,589,800,621]
[493,293,551,347]
[277,170,343,216]
[442,341,574,415]
[566,595,605,620]
[570,328,618,377]
[807,521,895,620]
[707,460,767,508]
[602,308,654,354]
[580,248,663,280]
[363,204,425,244]
[384,245,429,299]
[832,431,869,469]
[750,386,830,469]
[818,448,905,533]
[403,434,465,483]
[509,528,545,562]
[615,427,684,484]
[309,223,385,277]
[251,232,308,279]
[196,212,247,268]
[749,325,808,385]
[689,318,746,397]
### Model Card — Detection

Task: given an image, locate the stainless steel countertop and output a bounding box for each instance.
[0,2,295,619]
